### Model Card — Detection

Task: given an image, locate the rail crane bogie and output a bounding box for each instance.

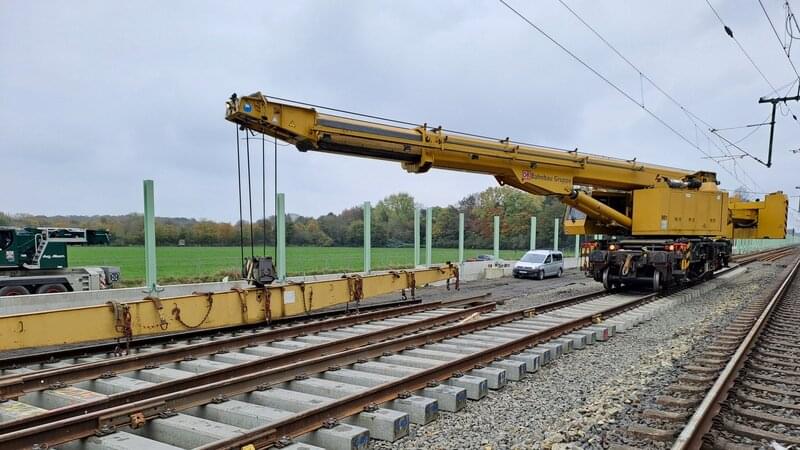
[225,93,789,291]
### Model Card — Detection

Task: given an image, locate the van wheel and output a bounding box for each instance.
[537,271,545,281]
[557,268,563,278]
[0,286,30,296]
[36,284,68,294]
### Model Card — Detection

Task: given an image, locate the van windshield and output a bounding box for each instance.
[521,253,547,263]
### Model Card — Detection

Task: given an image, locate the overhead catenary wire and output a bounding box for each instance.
[732,120,768,145]
[786,1,800,52]
[556,0,715,131]
[554,0,751,168]
[713,79,798,164]
[705,0,780,93]
[497,0,754,189]
[554,0,776,182]
[706,0,800,130]
[710,122,772,132]
[757,0,800,83]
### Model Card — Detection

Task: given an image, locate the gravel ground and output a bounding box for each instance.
[370,259,792,450]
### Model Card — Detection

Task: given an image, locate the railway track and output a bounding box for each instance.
[731,245,798,264]
[674,253,800,449]
[616,250,800,449]
[0,247,790,450]
[0,283,681,450]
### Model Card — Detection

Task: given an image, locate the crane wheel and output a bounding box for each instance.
[602,268,613,291]
[35,284,68,294]
[0,285,31,296]
[652,271,662,292]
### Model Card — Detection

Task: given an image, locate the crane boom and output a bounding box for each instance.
[225,92,725,235]
[225,91,788,291]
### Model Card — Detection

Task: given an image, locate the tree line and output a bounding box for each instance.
[0,186,574,250]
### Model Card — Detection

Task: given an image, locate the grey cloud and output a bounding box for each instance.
[1,0,797,226]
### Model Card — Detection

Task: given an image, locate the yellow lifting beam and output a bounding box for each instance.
[0,266,457,352]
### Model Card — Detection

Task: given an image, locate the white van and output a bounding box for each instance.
[512,250,564,280]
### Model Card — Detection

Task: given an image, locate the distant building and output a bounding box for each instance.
[178,239,186,247]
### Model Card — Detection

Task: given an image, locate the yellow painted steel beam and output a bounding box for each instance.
[0,266,457,352]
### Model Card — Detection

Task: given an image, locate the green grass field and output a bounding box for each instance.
[69,246,532,285]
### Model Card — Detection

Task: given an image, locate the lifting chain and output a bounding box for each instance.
[107,301,132,355]
[172,292,214,329]
[345,275,364,313]
[298,282,309,315]
[403,271,416,300]
[231,287,248,318]
[260,286,272,325]
[144,295,169,330]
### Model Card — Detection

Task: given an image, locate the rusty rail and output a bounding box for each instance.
[672,255,800,449]
[0,294,492,400]
[1,291,653,449]
[730,245,798,264]
[0,301,496,437]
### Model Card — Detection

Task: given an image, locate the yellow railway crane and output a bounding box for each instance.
[226,92,789,291]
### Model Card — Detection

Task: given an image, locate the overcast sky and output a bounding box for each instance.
[2,1,799,226]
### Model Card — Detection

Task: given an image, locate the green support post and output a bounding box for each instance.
[458,212,465,264]
[554,218,559,251]
[143,180,158,294]
[414,209,420,267]
[493,216,500,261]
[276,193,286,281]
[530,217,537,250]
[363,201,371,274]
[426,207,433,266]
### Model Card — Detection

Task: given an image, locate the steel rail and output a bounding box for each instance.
[672,255,800,450]
[731,245,798,264]
[1,292,653,449]
[0,300,496,437]
[200,291,656,450]
[0,294,491,400]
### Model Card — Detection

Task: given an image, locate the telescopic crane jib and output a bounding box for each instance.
[226,92,789,291]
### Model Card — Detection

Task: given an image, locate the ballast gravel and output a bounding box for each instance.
[370,261,788,450]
